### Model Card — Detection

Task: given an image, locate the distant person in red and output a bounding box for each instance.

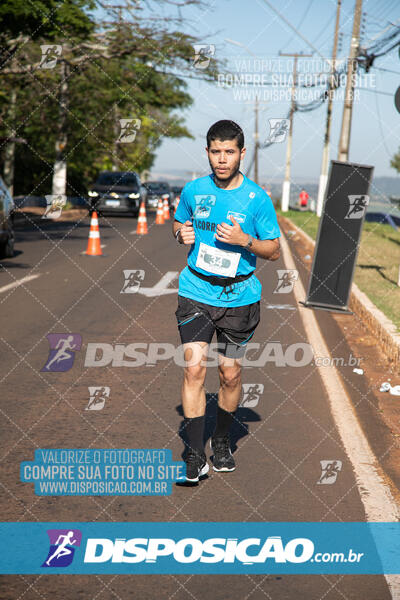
[299,188,309,210]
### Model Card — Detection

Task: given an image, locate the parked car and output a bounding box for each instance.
[87,171,145,217]
[143,181,173,210]
[171,186,183,209]
[0,176,15,259]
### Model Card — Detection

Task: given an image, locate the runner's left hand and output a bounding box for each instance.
[215,215,248,246]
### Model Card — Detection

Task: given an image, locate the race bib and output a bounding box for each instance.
[195,242,241,277]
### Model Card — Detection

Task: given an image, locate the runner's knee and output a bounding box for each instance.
[184,364,207,386]
[218,365,241,388]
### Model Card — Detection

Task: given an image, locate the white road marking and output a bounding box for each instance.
[265,304,296,310]
[137,271,179,297]
[281,232,400,598]
[0,274,41,294]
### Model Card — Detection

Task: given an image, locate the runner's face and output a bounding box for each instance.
[206,139,245,181]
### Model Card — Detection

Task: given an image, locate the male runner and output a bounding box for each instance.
[172,120,281,483]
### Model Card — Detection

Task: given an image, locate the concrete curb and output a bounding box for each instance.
[13,208,89,223]
[278,214,400,370]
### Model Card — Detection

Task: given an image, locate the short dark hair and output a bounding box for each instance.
[206,120,244,151]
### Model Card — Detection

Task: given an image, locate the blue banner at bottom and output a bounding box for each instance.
[1,522,400,574]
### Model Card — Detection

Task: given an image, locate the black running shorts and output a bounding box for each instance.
[175,295,260,359]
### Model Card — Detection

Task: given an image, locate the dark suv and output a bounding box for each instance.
[143,181,173,210]
[0,176,15,259]
[88,171,146,217]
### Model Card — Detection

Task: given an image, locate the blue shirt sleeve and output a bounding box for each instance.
[253,192,281,240]
[174,185,192,223]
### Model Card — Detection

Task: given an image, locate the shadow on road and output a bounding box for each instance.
[176,392,261,458]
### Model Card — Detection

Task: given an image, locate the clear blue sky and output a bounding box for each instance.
[149,0,400,182]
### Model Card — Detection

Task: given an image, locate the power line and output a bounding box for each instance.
[281,0,316,51]
[372,65,400,75]
[311,10,337,48]
[259,0,330,67]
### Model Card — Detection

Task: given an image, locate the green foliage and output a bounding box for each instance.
[0,1,221,195]
[390,148,400,174]
[0,0,95,41]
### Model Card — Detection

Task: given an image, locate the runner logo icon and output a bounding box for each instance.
[43,194,66,220]
[194,195,216,219]
[193,45,215,69]
[39,45,62,69]
[267,119,289,143]
[317,460,342,485]
[86,386,110,410]
[121,269,145,293]
[42,529,82,567]
[240,383,264,408]
[345,195,369,219]
[274,270,299,294]
[41,333,82,372]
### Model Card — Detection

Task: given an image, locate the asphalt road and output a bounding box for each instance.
[0,211,394,599]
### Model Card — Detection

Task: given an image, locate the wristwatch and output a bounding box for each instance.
[175,228,183,244]
[245,234,253,250]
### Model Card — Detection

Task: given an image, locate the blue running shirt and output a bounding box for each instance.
[174,172,281,307]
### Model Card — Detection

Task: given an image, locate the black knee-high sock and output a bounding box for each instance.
[183,416,205,454]
[213,405,235,438]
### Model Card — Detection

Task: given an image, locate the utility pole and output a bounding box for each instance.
[337,0,363,161]
[254,96,259,184]
[316,0,342,216]
[2,51,18,196]
[51,59,69,197]
[3,87,17,197]
[280,52,312,212]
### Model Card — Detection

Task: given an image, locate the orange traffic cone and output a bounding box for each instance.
[136,200,148,234]
[155,199,165,224]
[174,197,180,216]
[85,211,102,256]
[163,197,170,220]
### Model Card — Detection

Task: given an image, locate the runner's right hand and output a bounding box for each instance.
[180,220,195,244]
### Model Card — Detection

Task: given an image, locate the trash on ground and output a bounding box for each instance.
[353,368,364,375]
[380,382,400,396]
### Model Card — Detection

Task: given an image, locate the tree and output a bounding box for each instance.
[0,0,221,196]
[390,149,400,174]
